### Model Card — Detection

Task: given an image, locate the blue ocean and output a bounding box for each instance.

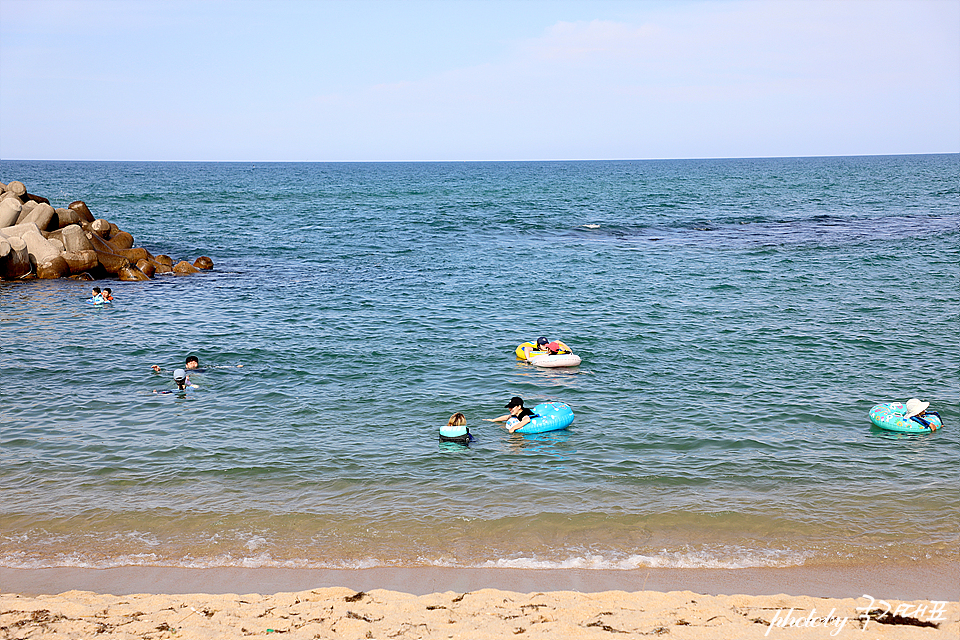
[1,155,958,573]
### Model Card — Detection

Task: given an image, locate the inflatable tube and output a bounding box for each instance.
[869,402,943,433]
[515,342,581,367]
[515,342,538,360]
[439,424,472,443]
[510,402,575,434]
[529,353,582,368]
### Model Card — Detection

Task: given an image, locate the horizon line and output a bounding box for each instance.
[2,151,958,164]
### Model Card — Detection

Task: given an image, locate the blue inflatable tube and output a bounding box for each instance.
[512,402,575,434]
[869,402,943,433]
[439,424,472,443]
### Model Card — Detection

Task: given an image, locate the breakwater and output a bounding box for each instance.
[0,179,212,281]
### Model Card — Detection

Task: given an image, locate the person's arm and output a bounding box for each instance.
[507,415,533,433]
[484,414,511,423]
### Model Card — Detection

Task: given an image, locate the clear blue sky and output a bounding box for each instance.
[1,0,957,161]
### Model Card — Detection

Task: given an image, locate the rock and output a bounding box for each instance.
[23,193,51,205]
[0,198,22,228]
[0,239,10,271]
[173,260,200,275]
[115,247,151,263]
[47,237,65,253]
[89,218,111,238]
[154,254,174,267]
[68,201,95,223]
[1,222,42,239]
[94,249,130,274]
[62,249,98,274]
[20,227,61,267]
[0,235,31,279]
[136,259,156,278]
[86,232,130,274]
[154,262,174,274]
[110,230,134,250]
[16,200,38,224]
[25,203,58,231]
[6,181,26,197]
[109,222,121,238]
[193,256,214,270]
[61,224,94,253]
[37,255,70,279]
[118,264,150,281]
[56,207,84,228]
[71,272,95,281]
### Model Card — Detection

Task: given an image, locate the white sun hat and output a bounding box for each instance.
[905,398,930,418]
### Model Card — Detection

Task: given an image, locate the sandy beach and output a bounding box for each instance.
[2,585,957,639]
[2,565,957,639]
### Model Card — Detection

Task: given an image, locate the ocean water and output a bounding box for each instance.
[1,155,958,572]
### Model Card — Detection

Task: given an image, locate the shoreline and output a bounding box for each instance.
[3,562,957,600]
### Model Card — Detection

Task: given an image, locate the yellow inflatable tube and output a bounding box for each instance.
[516,342,539,360]
[515,341,579,367]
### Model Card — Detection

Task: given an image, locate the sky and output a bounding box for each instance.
[1,0,958,161]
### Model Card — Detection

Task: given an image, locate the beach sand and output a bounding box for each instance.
[2,565,957,639]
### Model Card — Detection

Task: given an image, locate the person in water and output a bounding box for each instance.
[153,355,204,374]
[520,337,549,359]
[102,288,113,302]
[522,336,572,358]
[485,396,538,433]
[90,287,103,304]
[154,369,195,394]
[543,339,571,355]
[905,398,942,428]
[440,412,472,443]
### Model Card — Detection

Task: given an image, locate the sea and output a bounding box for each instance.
[1,155,958,575]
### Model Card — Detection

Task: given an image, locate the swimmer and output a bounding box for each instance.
[439,412,473,443]
[484,396,538,433]
[153,369,197,394]
[152,355,201,374]
[102,288,113,302]
[89,287,104,304]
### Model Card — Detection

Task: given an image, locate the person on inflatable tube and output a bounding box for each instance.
[905,398,943,430]
[521,337,572,359]
[484,396,538,433]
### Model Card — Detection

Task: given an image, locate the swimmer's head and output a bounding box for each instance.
[536,337,549,347]
[174,369,186,382]
[185,355,199,369]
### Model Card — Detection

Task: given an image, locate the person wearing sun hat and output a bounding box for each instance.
[904,398,929,418]
[904,398,942,429]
